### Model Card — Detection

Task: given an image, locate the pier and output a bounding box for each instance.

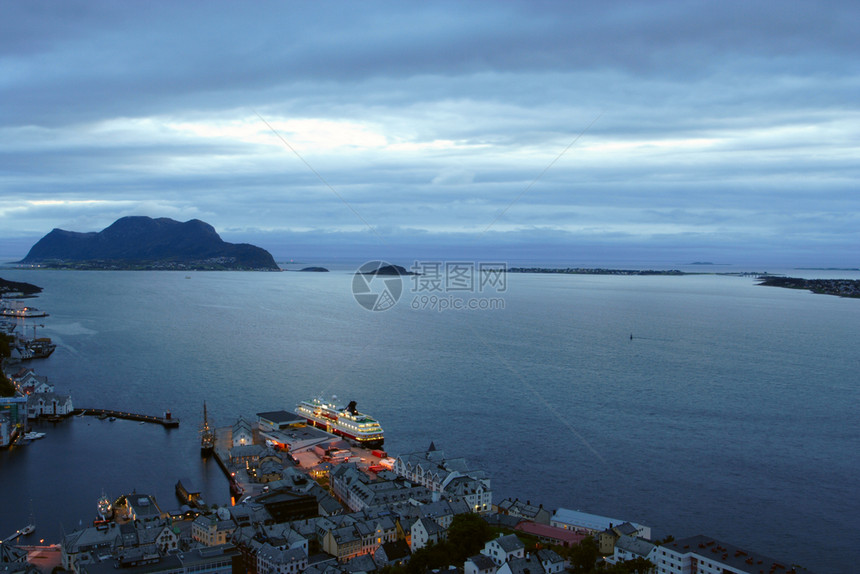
[73,408,179,427]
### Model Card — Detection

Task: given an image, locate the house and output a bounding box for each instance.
[496,498,552,525]
[598,522,641,554]
[373,540,411,568]
[409,517,446,552]
[231,444,265,466]
[154,522,181,553]
[321,525,362,562]
[497,554,547,574]
[481,534,525,566]
[536,549,564,574]
[12,369,53,394]
[464,553,498,574]
[233,416,255,447]
[604,535,656,569]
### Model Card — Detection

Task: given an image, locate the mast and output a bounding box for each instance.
[200,401,215,456]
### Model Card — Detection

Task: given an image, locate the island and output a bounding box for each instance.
[17,216,280,271]
[508,267,684,275]
[298,267,329,272]
[757,276,860,298]
[0,277,42,296]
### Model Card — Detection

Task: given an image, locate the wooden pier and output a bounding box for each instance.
[73,408,179,427]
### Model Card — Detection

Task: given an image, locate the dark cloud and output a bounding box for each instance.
[0,1,858,264]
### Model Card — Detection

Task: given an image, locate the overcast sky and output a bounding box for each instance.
[1,1,858,265]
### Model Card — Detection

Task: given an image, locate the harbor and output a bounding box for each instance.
[73,408,179,427]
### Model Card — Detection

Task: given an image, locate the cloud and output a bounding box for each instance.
[0,1,858,264]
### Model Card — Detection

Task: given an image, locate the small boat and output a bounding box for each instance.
[23,432,46,440]
[108,417,116,422]
[19,524,35,536]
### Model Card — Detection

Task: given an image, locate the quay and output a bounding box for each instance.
[73,408,179,427]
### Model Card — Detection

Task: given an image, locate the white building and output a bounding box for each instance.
[652,535,812,574]
[605,535,656,569]
[27,392,74,419]
[393,446,492,512]
[481,534,525,566]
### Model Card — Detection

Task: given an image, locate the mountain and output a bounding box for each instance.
[19,216,279,270]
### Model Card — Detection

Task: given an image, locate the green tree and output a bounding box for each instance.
[446,512,495,561]
[568,536,600,573]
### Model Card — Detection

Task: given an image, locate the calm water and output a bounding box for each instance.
[1,266,858,572]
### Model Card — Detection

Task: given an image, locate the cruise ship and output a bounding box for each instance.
[295,398,384,447]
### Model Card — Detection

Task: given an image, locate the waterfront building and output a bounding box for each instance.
[26,391,73,419]
[10,368,52,394]
[257,410,307,432]
[0,395,27,446]
[233,416,254,447]
[551,508,651,540]
[125,494,166,524]
[0,412,11,447]
[652,535,813,574]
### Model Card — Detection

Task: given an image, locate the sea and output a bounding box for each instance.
[0,263,858,573]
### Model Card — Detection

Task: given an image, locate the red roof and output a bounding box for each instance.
[516,522,587,545]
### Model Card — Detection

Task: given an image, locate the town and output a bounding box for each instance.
[1,294,813,574]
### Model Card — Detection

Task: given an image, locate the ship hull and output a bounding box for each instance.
[296,398,385,448]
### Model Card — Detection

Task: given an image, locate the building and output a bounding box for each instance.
[0,395,27,446]
[257,543,308,574]
[465,554,498,574]
[551,508,651,540]
[604,535,656,569]
[192,514,236,547]
[515,521,585,548]
[652,535,813,574]
[409,517,447,552]
[233,416,254,447]
[393,446,492,512]
[496,498,552,525]
[331,464,433,512]
[481,534,525,566]
[26,391,73,419]
[373,540,411,568]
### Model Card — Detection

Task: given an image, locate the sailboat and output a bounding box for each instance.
[200,401,215,456]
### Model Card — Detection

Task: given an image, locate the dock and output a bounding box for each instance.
[73,408,179,427]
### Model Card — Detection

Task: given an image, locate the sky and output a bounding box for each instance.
[1,1,858,266]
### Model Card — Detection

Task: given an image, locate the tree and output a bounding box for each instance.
[567,536,600,573]
[446,513,494,562]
